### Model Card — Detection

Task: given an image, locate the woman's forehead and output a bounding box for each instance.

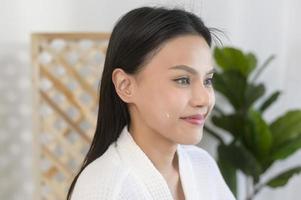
[142,35,213,74]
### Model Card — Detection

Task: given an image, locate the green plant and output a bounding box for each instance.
[205,47,301,199]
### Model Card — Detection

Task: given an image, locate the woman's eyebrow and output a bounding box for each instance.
[169,65,216,75]
[207,68,216,74]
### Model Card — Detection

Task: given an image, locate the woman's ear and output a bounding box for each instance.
[112,68,135,103]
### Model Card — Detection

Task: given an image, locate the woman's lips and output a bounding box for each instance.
[180,115,205,125]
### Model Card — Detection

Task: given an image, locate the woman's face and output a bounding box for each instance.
[130,35,215,145]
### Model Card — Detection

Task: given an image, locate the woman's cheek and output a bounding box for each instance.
[144,83,186,127]
[160,91,186,123]
[209,89,216,112]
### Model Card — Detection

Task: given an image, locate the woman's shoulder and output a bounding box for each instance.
[71,144,130,200]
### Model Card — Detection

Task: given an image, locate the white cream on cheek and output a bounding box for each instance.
[165,112,170,119]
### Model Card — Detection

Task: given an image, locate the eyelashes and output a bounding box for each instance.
[173,76,214,87]
[174,77,191,85]
[204,78,213,86]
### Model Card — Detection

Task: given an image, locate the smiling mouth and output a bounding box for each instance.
[180,115,206,126]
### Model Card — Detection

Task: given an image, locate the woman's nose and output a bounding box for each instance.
[190,84,211,108]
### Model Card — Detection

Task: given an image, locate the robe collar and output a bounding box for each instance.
[115,125,200,200]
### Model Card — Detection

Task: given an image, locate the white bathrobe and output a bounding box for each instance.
[71,126,235,200]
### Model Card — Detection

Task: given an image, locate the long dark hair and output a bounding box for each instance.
[67,6,214,199]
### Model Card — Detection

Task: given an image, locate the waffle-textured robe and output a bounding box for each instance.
[71,126,235,200]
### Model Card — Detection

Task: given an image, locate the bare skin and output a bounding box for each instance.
[168,154,185,200]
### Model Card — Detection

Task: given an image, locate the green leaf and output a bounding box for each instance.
[213,71,247,110]
[214,47,257,77]
[217,147,237,197]
[244,110,272,159]
[212,113,245,137]
[245,83,265,109]
[246,53,257,74]
[270,134,301,161]
[259,91,281,113]
[218,143,262,182]
[266,166,301,188]
[271,110,301,147]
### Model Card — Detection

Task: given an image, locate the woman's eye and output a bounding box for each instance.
[204,78,213,86]
[174,77,190,85]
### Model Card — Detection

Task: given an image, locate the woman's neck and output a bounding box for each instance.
[128,123,185,199]
[128,123,179,176]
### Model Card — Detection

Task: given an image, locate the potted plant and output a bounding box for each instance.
[205,47,301,199]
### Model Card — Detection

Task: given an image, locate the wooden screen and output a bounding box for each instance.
[31,33,110,200]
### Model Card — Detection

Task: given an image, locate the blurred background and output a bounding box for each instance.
[0,0,300,199]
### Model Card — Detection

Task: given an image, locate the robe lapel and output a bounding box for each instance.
[177,145,200,200]
[116,126,174,200]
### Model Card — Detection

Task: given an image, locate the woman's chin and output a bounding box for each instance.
[178,131,203,145]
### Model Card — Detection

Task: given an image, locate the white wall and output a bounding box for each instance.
[0,0,300,199]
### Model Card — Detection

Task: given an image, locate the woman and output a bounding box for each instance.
[68,6,235,200]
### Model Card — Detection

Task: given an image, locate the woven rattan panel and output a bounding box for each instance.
[31,33,110,200]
